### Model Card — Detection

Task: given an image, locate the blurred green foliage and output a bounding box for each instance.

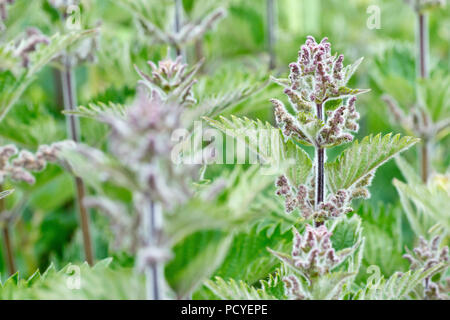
[0,0,448,299]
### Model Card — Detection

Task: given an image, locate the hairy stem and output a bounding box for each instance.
[315,102,325,227]
[0,185,15,275]
[267,0,276,70]
[417,13,430,182]
[145,200,164,300]
[61,56,94,266]
[417,13,429,79]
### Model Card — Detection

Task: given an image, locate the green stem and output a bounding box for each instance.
[145,200,164,300]
[0,184,15,275]
[267,0,276,70]
[417,12,430,183]
[61,56,94,266]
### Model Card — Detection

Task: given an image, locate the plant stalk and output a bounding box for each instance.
[267,0,276,70]
[61,56,94,266]
[421,138,430,185]
[145,200,164,300]
[0,185,15,275]
[417,13,429,79]
[417,13,431,182]
[315,102,325,227]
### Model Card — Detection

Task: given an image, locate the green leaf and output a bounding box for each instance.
[0,259,140,300]
[212,224,292,285]
[310,272,354,300]
[329,215,363,252]
[358,263,448,300]
[393,176,450,236]
[194,79,270,119]
[205,277,278,300]
[336,86,370,97]
[358,204,410,281]
[325,133,419,194]
[417,72,450,122]
[203,115,312,185]
[344,57,364,83]
[166,231,233,299]
[64,101,128,121]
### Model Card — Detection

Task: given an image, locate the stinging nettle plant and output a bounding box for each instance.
[269,36,407,226]
[267,36,418,299]
[63,55,206,300]
[403,235,449,300]
[208,36,424,300]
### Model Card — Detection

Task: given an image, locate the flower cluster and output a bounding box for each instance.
[270,224,353,299]
[318,96,360,147]
[0,141,75,185]
[403,235,449,300]
[272,99,311,144]
[273,225,351,277]
[272,36,366,107]
[135,56,199,107]
[275,175,353,220]
[271,36,366,148]
[404,0,447,12]
[106,88,195,208]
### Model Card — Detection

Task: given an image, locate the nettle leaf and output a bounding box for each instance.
[343,57,364,83]
[394,174,450,236]
[203,116,312,185]
[329,214,362,252]
[357,263,448,300]
[211,224,292,286]
[204,277,277,300]
[417,72,450,122]
[166,231,233,299]
[310,272,354,300]
[336,86,370,97]
[0,259,142,300]
[358,204,410,281]
[167,165,288,244]
[64,102,128,121]
[328,215,364,280]
[194,79,270,119]
[325,133,419,194]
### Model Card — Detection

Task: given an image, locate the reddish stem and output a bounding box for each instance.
[61,58,94,266]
